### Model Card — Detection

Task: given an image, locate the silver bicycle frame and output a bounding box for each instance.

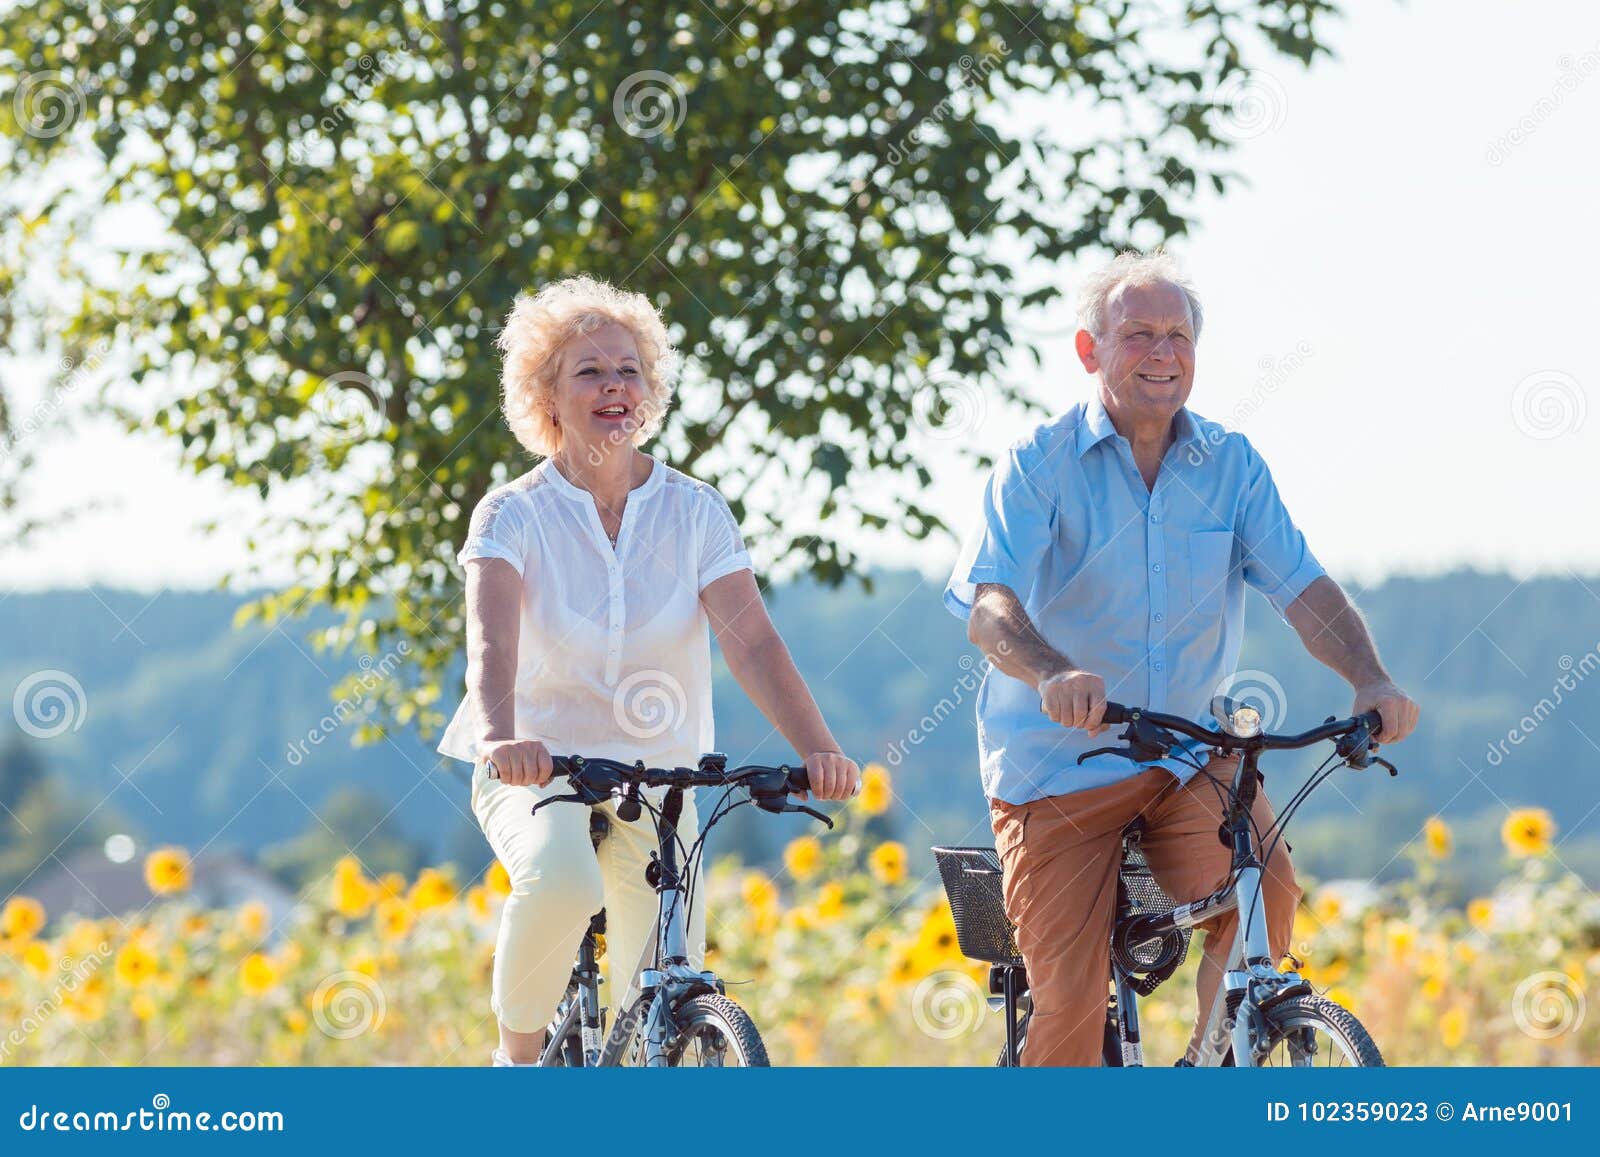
[538,788,721,1067]
[1114,753,1307,1068]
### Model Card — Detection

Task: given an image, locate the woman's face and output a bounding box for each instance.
[550,321,649,458]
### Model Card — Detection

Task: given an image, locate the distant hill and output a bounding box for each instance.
[2,569,1597,899]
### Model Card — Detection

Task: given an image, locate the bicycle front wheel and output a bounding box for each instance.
[667,995,770,1067]
[1247,995,1385,1067]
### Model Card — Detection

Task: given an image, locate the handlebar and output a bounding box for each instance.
[1082,701,1393,774]
[486,752,840,826]
[1100,701,1383,752]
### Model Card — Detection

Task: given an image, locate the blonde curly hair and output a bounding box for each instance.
[495,276,680,457]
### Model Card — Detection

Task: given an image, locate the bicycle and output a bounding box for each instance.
[488,751,838,1067]
[934,695,1397,1068]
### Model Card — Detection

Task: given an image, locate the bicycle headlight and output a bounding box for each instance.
[1229,704,1262,737]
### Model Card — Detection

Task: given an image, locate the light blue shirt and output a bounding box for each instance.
[944,396,1326,805]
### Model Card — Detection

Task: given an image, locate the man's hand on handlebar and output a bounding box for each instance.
[481,738,555,787]
[1351,680,1420,745]
[1038,668,1110,737]
[800,751,860,801]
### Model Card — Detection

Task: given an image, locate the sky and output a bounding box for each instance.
[3,0,1598,592]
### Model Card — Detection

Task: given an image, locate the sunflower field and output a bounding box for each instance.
[1,766,1595,1066]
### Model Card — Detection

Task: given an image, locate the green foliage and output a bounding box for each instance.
[0,0,1336,736]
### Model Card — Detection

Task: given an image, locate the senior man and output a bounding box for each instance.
[944,251,1419,1066]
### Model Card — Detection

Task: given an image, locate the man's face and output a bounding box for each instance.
[1077,280,1197,415]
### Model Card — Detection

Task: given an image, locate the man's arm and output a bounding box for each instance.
[1284,575,1420,743]
[969,582,1112,736]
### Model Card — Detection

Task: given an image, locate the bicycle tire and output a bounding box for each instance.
[1231,994,1385,1067]
[667,994,770,1067]
[540,996,586,1067]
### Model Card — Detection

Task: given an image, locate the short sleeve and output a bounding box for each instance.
[697,486,753,591]
[1236,440,1325,616]
[458,488,530,576]
[943,439,1057,619]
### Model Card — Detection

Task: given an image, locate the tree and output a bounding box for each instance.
[0,1,1335,737]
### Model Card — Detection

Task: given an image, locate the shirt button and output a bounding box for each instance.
[1150,513,1161,523]
[1152,563,1162,573]
[1153,662,1164,672]
[1154,613,1164,622]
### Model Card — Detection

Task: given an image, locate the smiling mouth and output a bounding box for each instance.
[1137,373,1178,384]
[593,405,629,418]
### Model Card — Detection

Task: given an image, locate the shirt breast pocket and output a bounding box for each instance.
[1188,528,1237,618]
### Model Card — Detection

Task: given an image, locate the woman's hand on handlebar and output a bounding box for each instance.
[801,751,860,801]
[481,738,555,787]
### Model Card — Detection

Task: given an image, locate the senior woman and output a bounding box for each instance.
[437,276,859,1066]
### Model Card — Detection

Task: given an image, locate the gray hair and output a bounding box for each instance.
[1076,249,1204,341]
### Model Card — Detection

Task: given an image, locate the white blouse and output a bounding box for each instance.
[436,458,753,773]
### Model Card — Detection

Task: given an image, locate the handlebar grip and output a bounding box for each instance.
[1359,709,1384,740]
[785,765,812,794]
[1102,702,1132,726]
[484,754,577,781]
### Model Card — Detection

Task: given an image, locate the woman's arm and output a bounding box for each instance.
[700,570,859,800]
[465,557,552,785]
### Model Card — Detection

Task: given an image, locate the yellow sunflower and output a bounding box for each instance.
[783,835,824,881]
[858,763,892,816]
[375,897,413,941]
[484,860,512,898]
[114,941,160,988]
[331,869,376,919]
[1423,816,1453,859]
[408,867,457,912]
[144,847,191,895]
[239,952,280,996]
[868,841,908,885]
[1501,807,1556,857]
[740,871,779,911]
[1,896,46,941]
[237,900,269,941]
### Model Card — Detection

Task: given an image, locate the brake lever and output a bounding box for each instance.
[530,792,589,816]
[786,802,835,828]
[1076,717,1179,766]
[1373,755,1398,777]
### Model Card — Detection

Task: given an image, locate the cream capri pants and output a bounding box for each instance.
[470,759,706,1034]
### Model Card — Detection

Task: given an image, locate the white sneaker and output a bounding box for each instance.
[490,1048,538,1067]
